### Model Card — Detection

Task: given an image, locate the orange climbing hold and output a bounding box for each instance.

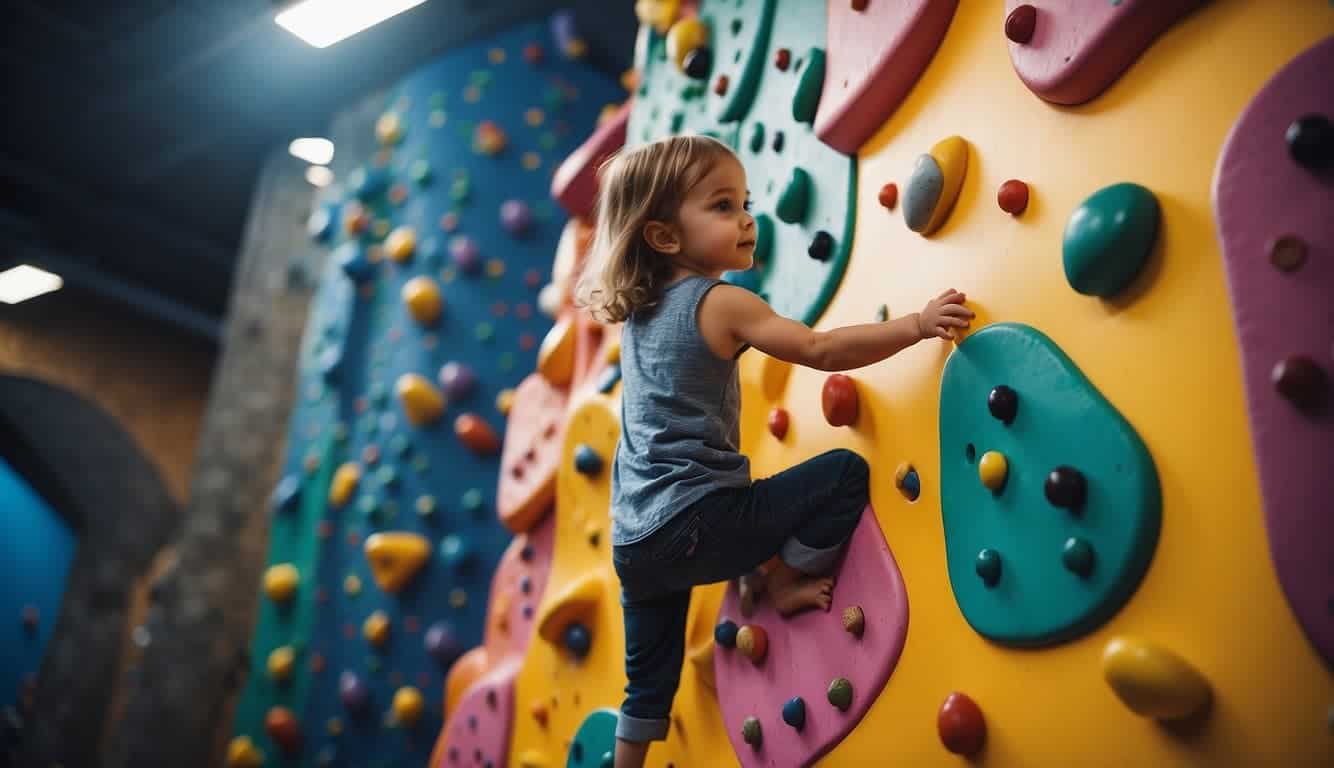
[822,374,859,427]
[537,315,577,386]
[455,412,501,455]
[264,706,302,755]
[736,624,768,664]
[386,226,417,263]
[363,532,433,593]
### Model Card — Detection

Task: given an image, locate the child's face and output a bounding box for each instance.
[673,156,757,276]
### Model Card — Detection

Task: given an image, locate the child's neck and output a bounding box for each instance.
[671,261,726,282]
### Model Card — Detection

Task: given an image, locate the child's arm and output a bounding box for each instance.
[703,286,973,372]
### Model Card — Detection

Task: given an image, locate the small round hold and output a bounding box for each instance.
[1005,4,1037,44]
[1272,355,1328,410]
[842,605,865,637]
[997,179,1029,215]
[713,74,730,96]
[775,48,790,71]
[767,407,790,439]
[782,696,806,730]
[736,624,768,663]
[987,385,1018,424]
[938,691,987,756]
[851,0,869,10]
[1045,466,1087,510]
[874,304,889,322]
[975,548,1002,587]
[827,677,853,711]
[772,130,785,153]
[574,444,604,476]
[1268,234,1308,272]
[1285,114,1334,171]
[563,622,592,658]
[894,462,921,502]
[741,716,762,747]
[978,451,1008,493]
[683,47,712,80]
[1062,537,1096,578]
[599,752,614,768]
[715,620,739,648]
[339,671,369,713]
[878,182,898,210]
[807,230,834,262]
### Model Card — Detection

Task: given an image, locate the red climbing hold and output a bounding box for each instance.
[767,407,790,440]
[851,0,869,11]
[523,43,544,64]
[455,413,501,455]
[775,48,791,71]
[1005,4,1037,45]
[878,182,898,211]
[714,75,730,97]
[264,706,303,755]
[937,691,986,756]
[997,179,1030,215]
[822,374,859,427]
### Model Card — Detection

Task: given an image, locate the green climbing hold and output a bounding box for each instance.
[792,47,826,124]
[827,677,853,712]
[566,708,618,768]
[775,167,811,225]
[1062,182,1160,298]
[940,323,1160,646]
[410,159,432,185]
[741,716,762,747]
[749,122,765,154]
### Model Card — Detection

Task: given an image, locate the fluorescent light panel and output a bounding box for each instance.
[275,0,428,48]
[0,264,63,304]
[289,137,334,165]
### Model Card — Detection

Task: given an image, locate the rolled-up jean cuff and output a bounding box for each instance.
[616,711,670,742]
[780,536,844,574]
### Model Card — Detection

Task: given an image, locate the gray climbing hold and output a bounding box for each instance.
[904,154,944,233]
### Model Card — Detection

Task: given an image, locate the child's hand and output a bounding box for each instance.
[916,289,974,340]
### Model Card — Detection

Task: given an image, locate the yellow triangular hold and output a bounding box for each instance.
[535,570,606,645]
[536,315,576,387]
[363,532,432,593]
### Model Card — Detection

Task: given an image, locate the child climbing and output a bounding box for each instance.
[575,135,972,767]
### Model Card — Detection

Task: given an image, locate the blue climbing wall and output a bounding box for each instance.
[230,15,622,768]
[0,458,75,710]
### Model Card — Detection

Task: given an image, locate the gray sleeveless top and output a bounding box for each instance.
[611,275,751,545]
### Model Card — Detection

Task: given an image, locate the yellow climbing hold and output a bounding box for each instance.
[226,735,265,768]
[343,573,362,596]
[402,276,443,325]
[329,462,361,507]
[263,563,299,604]
[327,717,343,735]
[978,451,1008,492]
[666,17,708,74]
[376,111,403,145]
[635,0,680,34]
[364,610,391,648]
[385,226,416,263]
[363,531,432,593]
[923,136,969,236]
[517,749,551,768]
[392,685,424,725]
[267,645,296,683]
[396,373,446,426]
[604,339,621,364]
[536,571,607,646]
[537,315,576,387]
[1102,636,1211,720]
[496,387,516,415]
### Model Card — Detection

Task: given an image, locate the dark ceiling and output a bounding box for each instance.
[1,0,636,339]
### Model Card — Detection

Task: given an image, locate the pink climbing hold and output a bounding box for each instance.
[551,101,630,218]
[1004,0,1203,105]
[714,508,909,767]
[815,0,958,154]
[437,659,520,768]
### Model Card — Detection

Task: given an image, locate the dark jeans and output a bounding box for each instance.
[612,448,869,742]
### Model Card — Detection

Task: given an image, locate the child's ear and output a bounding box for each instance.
[642,220,681,254]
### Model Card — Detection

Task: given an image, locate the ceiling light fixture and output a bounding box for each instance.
[289,137,335,165]
[0,264,64,304]
[275,0,429,49]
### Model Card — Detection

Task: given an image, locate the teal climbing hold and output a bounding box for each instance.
[903,154,944,233]
[939,323,1160,646]
[791,47,826,124]
[782,696,806,730]
[749,122,766,153]
[567,708,618,768]
[710,0,777,123]
[1062,182,1160,298]
[775,167,811,224]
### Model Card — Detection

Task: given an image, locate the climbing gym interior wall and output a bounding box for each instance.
[229,1,1332,767]
[226,14,623,768]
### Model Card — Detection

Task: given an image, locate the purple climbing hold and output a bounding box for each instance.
[500,199,534,237]
[339,670,370,713]
[425,621,462,666]
[450,236,482,275]
[439,361,479,400]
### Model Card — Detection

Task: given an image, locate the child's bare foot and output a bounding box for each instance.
[738,571,766,617]
[766,562,835,617]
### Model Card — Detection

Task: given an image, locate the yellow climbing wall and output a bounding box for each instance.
[503,3,1333,766]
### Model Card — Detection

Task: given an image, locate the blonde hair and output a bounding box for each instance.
[576,134,737,323]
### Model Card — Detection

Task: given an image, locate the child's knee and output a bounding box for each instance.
[832,449,870,489]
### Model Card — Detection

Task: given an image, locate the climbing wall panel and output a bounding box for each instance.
[228,17,622,768]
